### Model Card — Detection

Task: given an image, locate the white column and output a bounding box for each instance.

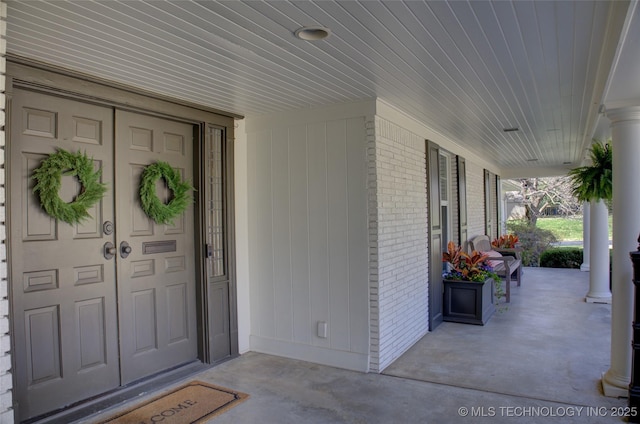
[602,106,640,397]
[581,201,591,271]
[585,200,611,303]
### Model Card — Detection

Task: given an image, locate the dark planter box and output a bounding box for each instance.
[443,278,495,325]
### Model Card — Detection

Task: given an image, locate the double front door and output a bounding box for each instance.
[10,89,198,421]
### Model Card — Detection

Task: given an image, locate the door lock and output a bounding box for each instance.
[103,221,114,235]
[104,242,117,260]
[120,241,132,259]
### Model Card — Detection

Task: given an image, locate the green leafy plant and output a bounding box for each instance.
[139,161,193,225]
[568,140,612,202]
[540,248,583,269]
[506,220,557,266]
[32,149,107,224]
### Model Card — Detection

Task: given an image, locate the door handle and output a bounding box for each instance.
[104,242,116,260]
[120,241,132,259]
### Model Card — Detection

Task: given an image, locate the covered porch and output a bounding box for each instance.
[83,267,627,423]
[4,1,640,421]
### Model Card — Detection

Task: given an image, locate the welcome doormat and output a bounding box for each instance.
[100,381,249,423]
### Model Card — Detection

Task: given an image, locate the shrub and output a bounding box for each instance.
[540,248,583,269]
[506,220,558,266]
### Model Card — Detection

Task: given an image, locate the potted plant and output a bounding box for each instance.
[491,234,519,249]
[442,241,503,325]
[568,140,612,203]
[491,234,523,260]
[568,140,612,296]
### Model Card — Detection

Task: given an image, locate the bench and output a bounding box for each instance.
[469,235,523,303]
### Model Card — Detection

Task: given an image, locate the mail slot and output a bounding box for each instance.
[142,240,177,254]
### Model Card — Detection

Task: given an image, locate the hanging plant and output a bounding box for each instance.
[139,161,193,225]
[568,140,612,202]
[32,149,108,224]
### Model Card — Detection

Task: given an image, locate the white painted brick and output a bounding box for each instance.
[369,116,429,372]
[0,373,10,392]
[0,5,10,413]
[0,408,12,424]
[0,354,10,373]
[0,392,11,412]
[466,161,487,240]
[0,335,9,354]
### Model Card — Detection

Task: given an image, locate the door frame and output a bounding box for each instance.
[426,140,443,330]
[5,60,238,418]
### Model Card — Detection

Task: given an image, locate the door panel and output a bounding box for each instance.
[11,90,119,421]
[115,110,197,384]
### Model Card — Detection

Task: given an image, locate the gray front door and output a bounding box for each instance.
[10,90,198,420]
[115,110,197,383]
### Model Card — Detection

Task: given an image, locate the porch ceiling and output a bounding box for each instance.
[5,1,637,176]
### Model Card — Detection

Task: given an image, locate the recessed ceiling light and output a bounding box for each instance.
[294,26,331,41]
[503,127,519,132]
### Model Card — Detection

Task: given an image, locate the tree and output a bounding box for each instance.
[509,176,581,226]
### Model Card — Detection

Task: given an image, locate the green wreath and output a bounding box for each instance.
[32,149,108,224]
[139,161,193,225]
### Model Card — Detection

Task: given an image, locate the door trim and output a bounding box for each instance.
[7,54,243,119]
[427,140,443,330]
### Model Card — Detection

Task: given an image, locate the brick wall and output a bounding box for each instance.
[368,117,429,372]
[466,160,486,240]
[0,2,11,422]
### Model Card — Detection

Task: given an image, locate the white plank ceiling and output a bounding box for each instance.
[5,0,636,175]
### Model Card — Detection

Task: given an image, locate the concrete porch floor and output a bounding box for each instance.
[85,267,629,423]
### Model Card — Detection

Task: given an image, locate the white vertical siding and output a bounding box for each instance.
[289,126,311,345]
[246,106,370,371]
[307,124,331,351]
[0,2,11,421]
[233,119,251,354]
[243,99,496,374]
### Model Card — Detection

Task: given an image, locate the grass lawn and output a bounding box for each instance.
[534,215,612,241]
